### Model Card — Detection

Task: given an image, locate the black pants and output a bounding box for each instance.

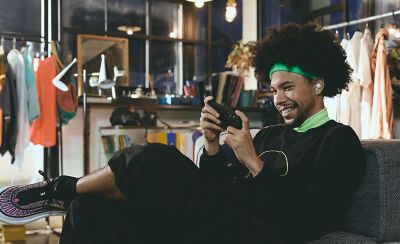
[59,144,241,244]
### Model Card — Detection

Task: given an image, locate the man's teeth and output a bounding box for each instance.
[281,107,294,113]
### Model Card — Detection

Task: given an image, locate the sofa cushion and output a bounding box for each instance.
[342,140,400,242]
[309,231,376,244]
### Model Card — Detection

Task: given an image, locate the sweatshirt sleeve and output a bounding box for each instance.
[199,146,232,184]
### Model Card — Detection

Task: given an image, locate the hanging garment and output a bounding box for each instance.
[0,56,5,146]
[30,56,57,147]
[328,39,350,123]
[0,53,6,90]
[369,29,393,139]
[21,47,40,123]
[338,33,363,137]
[357,28,374,139]
[0,59,18,161]
[57,74,78,124]
[7,49,30,166]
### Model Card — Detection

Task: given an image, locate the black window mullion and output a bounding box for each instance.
[207,2,211,79]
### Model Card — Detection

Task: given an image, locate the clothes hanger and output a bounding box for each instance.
[0,37,4,55]
[393,10,399,27]
[334,30,341,44]
[50,41,65,69]
[12,37,16,50]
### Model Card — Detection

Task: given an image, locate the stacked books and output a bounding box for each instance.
[211,72,244,107]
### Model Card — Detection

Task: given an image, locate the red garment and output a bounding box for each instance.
[30,56,57,147]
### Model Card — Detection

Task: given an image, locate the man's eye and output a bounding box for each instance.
[284,86,292,91]
[271,90,277,95]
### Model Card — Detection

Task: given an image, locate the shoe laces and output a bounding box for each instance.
[38,170,64,209]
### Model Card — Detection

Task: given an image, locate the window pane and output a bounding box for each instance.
[211,0,242,43]
[183,44,207,81]
[151,1,182,38]
[348,0,363,21]
[151,41,182,95]
[129,39,146,87]
[310,11,343,27]
[183,3,208,40]
[62,0,105,32]
[307,0,342,11]
[61,32,77,64]
[194,6,208,40]
[211,46,230,73]
[107,0,146,35]
[0,0,41,36]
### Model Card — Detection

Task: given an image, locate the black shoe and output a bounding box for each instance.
[0,170,66,225]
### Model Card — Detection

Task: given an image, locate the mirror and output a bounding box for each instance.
[77,34,129,96]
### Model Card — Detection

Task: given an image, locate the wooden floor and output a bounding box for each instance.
[1,217,62,244]
[0,233,60,244]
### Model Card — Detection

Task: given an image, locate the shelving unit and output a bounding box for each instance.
[82,99,267,174]
[97,125,201,169]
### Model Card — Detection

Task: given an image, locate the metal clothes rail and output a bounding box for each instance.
[323,10,400,30]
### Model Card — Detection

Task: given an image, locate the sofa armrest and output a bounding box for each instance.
[342,140,400,242]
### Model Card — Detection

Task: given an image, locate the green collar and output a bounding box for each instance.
[293,108,330,132]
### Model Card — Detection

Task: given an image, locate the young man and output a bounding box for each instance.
[0,24,365,243]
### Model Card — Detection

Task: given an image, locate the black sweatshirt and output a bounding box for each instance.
[199,120,365,243]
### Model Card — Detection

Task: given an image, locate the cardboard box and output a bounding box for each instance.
[1,224,26,242]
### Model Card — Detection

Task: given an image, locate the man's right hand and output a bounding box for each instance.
[200,96,225,155]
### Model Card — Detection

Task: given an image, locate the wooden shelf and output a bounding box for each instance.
[79,102,263,112]
[99,125,201,130]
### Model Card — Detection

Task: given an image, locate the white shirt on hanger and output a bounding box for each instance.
[7,49,30,167]
[340,31,363,138]
[358,28,374,139]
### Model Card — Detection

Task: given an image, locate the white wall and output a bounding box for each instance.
[242,0,257,43]
[0,145,43,187]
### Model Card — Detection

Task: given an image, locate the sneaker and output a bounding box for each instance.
[0,170,66,225]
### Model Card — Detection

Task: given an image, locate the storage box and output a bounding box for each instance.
[1,224,26,242]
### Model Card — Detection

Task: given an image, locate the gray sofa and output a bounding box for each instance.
[311,140,400,243]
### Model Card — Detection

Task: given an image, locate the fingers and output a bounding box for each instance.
[200,110,224,132]
[201,120,225,133]
[201,96,219,120]
[235,110,250,131]
[200,112,220,127]
[204,96,214,104]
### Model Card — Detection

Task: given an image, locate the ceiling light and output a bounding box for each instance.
[117,25,141,35]
[186,0,212,8]
[225,0,237,22]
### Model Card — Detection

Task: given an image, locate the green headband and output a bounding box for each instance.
[269,63,317,79]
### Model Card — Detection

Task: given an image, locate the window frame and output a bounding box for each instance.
[60,0,241,95]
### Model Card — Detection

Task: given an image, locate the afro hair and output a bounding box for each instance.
[251,23,352,98]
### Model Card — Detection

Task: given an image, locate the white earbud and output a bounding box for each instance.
[315,83,322,90]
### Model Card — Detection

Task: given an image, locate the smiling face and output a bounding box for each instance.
[270,71,324,127]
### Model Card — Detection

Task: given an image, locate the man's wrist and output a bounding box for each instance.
[247,157,264,177]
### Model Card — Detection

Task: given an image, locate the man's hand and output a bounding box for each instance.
[223,110,264,176]
[200,96,225,155]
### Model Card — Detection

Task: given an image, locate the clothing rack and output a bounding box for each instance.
[1,32,64,235]
[0,32,44,44]
[323,10,400,30]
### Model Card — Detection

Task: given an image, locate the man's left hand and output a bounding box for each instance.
[223,110,264,176]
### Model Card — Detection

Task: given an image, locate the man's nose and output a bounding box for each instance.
[274,90,286,106]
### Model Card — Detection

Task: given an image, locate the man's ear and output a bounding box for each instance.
[313,78,325,95]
